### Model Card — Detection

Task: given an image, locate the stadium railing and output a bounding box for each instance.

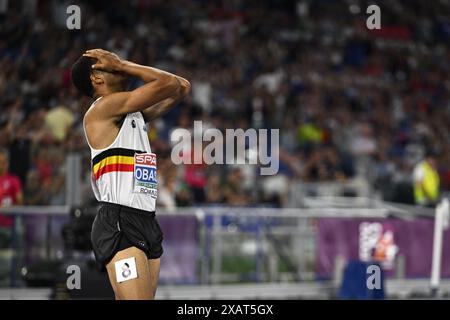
[0,199,447,300]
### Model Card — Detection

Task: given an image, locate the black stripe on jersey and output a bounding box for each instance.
[92,148,146,167]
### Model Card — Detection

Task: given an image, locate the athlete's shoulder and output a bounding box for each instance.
[84,93,120,122]
[87,92,131,119]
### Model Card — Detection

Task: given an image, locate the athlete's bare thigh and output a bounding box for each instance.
[106,246,160,300]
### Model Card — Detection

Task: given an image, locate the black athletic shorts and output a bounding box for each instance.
[91,201,164,267]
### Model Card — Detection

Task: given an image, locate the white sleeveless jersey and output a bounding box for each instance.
[83,97,158,212]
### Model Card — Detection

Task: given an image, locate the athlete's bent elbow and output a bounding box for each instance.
[164,75,180,92]
[181,79,191,96]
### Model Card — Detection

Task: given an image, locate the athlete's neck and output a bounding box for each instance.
[93,86,120,99]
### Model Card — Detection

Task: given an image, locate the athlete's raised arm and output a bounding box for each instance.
[82,49,185,120]
[141,77,191,122]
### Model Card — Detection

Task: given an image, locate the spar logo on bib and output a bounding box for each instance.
[133,153,158,198]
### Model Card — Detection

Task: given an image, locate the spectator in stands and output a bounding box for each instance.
[413,150,440,207]
[223,167,250,206]
[24,170,49,205]
[0,148,23,208]
[0,148,23,238]
[205,174,224,204]
[44,104,74,143]
[0,0,450,207]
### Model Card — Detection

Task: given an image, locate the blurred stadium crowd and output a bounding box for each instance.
[0,0,450,209]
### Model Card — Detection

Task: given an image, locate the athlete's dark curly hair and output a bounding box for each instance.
[71,56,96,97]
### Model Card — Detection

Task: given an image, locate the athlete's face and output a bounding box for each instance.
[0,154,8,176]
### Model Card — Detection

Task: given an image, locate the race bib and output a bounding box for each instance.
[134,153,158,198]
[115,257,138,283]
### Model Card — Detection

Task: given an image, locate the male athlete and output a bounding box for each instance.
[71,49,190,299]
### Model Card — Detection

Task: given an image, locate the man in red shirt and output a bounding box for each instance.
[0,148,23,227]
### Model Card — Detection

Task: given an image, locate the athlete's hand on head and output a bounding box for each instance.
[83,49,124,73]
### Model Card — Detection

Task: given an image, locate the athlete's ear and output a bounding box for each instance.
[90,72,104,86]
